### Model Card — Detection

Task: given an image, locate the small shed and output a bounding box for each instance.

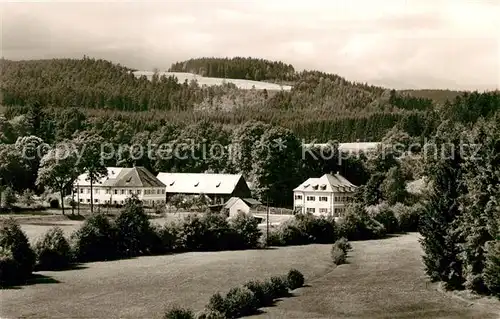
[224,197,262,218]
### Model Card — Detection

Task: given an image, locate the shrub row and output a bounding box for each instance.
[164,269,305,319]
[70,199,262,263]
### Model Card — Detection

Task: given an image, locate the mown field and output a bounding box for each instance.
[1,233,498,319]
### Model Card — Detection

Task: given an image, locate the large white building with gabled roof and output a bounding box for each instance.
[156,173,252,205]
[293,172,357,217]
[74,167,166,207]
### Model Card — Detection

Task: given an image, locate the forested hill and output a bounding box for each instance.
[168,57,296,82]
[0,56,484,142]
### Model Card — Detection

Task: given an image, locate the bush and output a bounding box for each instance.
[392,203,422,232]
[262,229,284,247]
[331,245,346,265]
[333,237,352,254]
[229,212,262,249]
[35,227,71,270]
[0,219,35,284]
[243,280,274,306]
[223,286,258,318]
[286,269,305,290]
[201,213,235,251]
[295,213,336,244]
[483,240,500,296]
[276,219,308,246]
[269,275,289,298]
[0,247,18,286]
[178,214,209,251]
[71,214,117,262]
[206,292,227,315]
[366,202,399,234]
[337,204,386,241]
[115,198,156,257]
[163,306,195,319]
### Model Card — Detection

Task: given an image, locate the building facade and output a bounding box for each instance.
[293,172,357,217]
[74,167,166,207]
[156,173,252,205]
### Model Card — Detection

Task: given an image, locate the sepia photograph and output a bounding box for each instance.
[0,0,499,318]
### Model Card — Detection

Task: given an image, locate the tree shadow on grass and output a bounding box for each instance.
[1,274,60,290]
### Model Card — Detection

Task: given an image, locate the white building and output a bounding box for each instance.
[156,173,252,205]
[224,197,262,218]
[293,172,357,217]
[74,167,166,207]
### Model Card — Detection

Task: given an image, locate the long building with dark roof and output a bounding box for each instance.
[74,166,166,207]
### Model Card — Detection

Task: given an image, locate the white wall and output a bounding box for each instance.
[228,199,250,218]
[293,190,354,216]
[75,186,166,207]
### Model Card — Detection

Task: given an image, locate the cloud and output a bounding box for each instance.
[0,0,498,90]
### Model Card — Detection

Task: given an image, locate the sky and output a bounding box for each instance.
[1,0,499,90]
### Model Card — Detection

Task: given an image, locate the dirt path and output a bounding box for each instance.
[251,233,500,319]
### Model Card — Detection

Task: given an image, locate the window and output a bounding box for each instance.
[319,208,328,214]
[129,190,133,195]
[306,208,315,213]
[114,189,118,195]
[306,196,315,201]
[94,199,98,203]
[157,189,161,195]
[79,199,83,202]
[95,189,99,194]
[121,189,125,195]
[105,189,110,194]
[162,189,165,194]
[87,188,91,194]
[319,196,328,202]
[80,188,84,194]
[137,190,142,195]
[86,199,90,203]
[294,194,303,200]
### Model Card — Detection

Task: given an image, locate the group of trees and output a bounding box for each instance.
[416,92,500,296]
[1,57,452,142]
[168,57,296,82]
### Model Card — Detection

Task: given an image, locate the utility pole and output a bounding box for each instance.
[266,196,270,247]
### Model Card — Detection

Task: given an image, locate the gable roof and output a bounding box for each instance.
[75,167,165,188]
[293,173,357,192]
[224,197,262,209]
[157,173,246,195]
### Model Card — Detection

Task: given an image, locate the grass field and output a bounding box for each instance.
[1,233,498,318]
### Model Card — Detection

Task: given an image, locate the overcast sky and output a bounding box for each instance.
[1,0,499,90]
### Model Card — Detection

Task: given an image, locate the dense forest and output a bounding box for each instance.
[0,57,451,142]
[168,57,296,82]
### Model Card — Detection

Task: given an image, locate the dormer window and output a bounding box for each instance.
[216,182,221,187]
[126,176,132,183]
[312,185,319,190]
[194,182,199,187]
[304,184,310,189]
[320,185,327,190]
[169,181,175,186]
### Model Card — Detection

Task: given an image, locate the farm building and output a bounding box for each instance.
[293,172,357,217]
[224,197,262,217]
[156,173,252,205]
[74,166,166,207]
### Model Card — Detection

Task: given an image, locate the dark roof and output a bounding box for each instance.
[224,197,262,208]
[99,167,165,188]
